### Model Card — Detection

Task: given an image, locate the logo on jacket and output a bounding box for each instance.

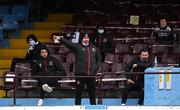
[103,38,107,43]
[49,61,53,66]
[83,48,85,51]
[39,63,42,68]
[92,48,96,52]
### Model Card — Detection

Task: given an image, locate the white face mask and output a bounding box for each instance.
[29,40,36,46]
[98,29,104,34]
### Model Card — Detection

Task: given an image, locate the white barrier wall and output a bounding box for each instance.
[1,106,180,110]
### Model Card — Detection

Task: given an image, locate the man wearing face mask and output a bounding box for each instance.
[151,17,175,44]
[10,34,44,72]
[121,49,153,105]
[57,33,101,105]
[90,25,115,61]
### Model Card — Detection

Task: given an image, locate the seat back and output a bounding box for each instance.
[115,43,130,53]
[1,71,16,89]
[12,5,28,21]
[0,5,9,18]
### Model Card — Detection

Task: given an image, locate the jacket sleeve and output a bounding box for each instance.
[95,48,102,72]
[54,58,66,76]
[137,60,153,70]
[60,38,77,52]
[25,52,31,59]
[125,58,137,79]
[31,62,39,76]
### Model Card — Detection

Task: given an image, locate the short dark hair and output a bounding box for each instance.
[26,34,38,43]
[39,45,50,55]
[140,48,149,54]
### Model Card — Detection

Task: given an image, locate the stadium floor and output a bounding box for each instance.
[0,98,138,106]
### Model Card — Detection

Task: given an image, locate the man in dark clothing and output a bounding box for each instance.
[121,49,153,105]
[90,25,115,61]
[151,18,175,44]
[32,46,65,106]
[58,33,101,105]
[10,34,44,72]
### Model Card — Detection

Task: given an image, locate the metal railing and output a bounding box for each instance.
[1,71,180,105]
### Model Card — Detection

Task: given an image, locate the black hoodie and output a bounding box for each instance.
[32,47,65,76]
[90,25,115,53]
[25,34,45,61]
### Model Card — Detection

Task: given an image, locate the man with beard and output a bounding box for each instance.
[121,49,153,105]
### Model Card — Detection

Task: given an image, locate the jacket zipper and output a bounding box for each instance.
[87,47,91,75]
[98,35,102,51]
[44,60,48,72]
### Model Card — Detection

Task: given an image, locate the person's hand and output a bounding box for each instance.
[28,46,34,51]
[132,64,137,68]
[127,79,135,84]
[53,35,63,43]
[53,35,63,40]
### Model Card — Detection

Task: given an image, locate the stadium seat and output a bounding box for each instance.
[174,46,180,54]
[51,53,64,62]
[105,53,115,63]
[0,71,16,97]
[161,54,177,64]
[0,27,3,41]
[2,14,19,32]
[115,43,130,53]
[11,5,29,28]
[111,63,125,73]
[0,5,9,19]
[151,45,168,54]
[132,43,148,54]
[14,63,37,88]
[123,54,134,64]
[66,53,75,64]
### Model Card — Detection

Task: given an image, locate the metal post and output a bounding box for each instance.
[13,76,17,105]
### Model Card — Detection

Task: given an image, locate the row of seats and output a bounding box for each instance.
[46,42,180,54]
[0,5,28,22]
[0,5,29,39]
[0,61,126,96]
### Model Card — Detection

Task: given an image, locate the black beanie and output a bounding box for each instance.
[79,33,90,44]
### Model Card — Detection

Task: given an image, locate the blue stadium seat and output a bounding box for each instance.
[11,5,29,28]
[2,14,19,31]
[0,26,3,41]
[0,5,9,19]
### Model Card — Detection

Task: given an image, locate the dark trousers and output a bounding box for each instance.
[10,58,32,72]
[75,77,96,105]
[121,83,144,105]
[38,79,58,99]
[100,52,106,62]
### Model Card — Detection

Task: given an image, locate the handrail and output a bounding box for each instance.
[63,25,180,31]
[1,71,180,105]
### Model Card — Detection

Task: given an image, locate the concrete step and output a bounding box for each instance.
[20,30,60,38]
[9,38,50,49]
[46,13,73,22]
[0,59,11,69]
[0,49,26,59]
[33,22,64,30]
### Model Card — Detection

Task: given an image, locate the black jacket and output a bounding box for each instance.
[32,56,65,76]
[90,32,115,53]
[25,42,44,61]
[125,57,153,83]
[60,38,101,76]
[151,26,175,44]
